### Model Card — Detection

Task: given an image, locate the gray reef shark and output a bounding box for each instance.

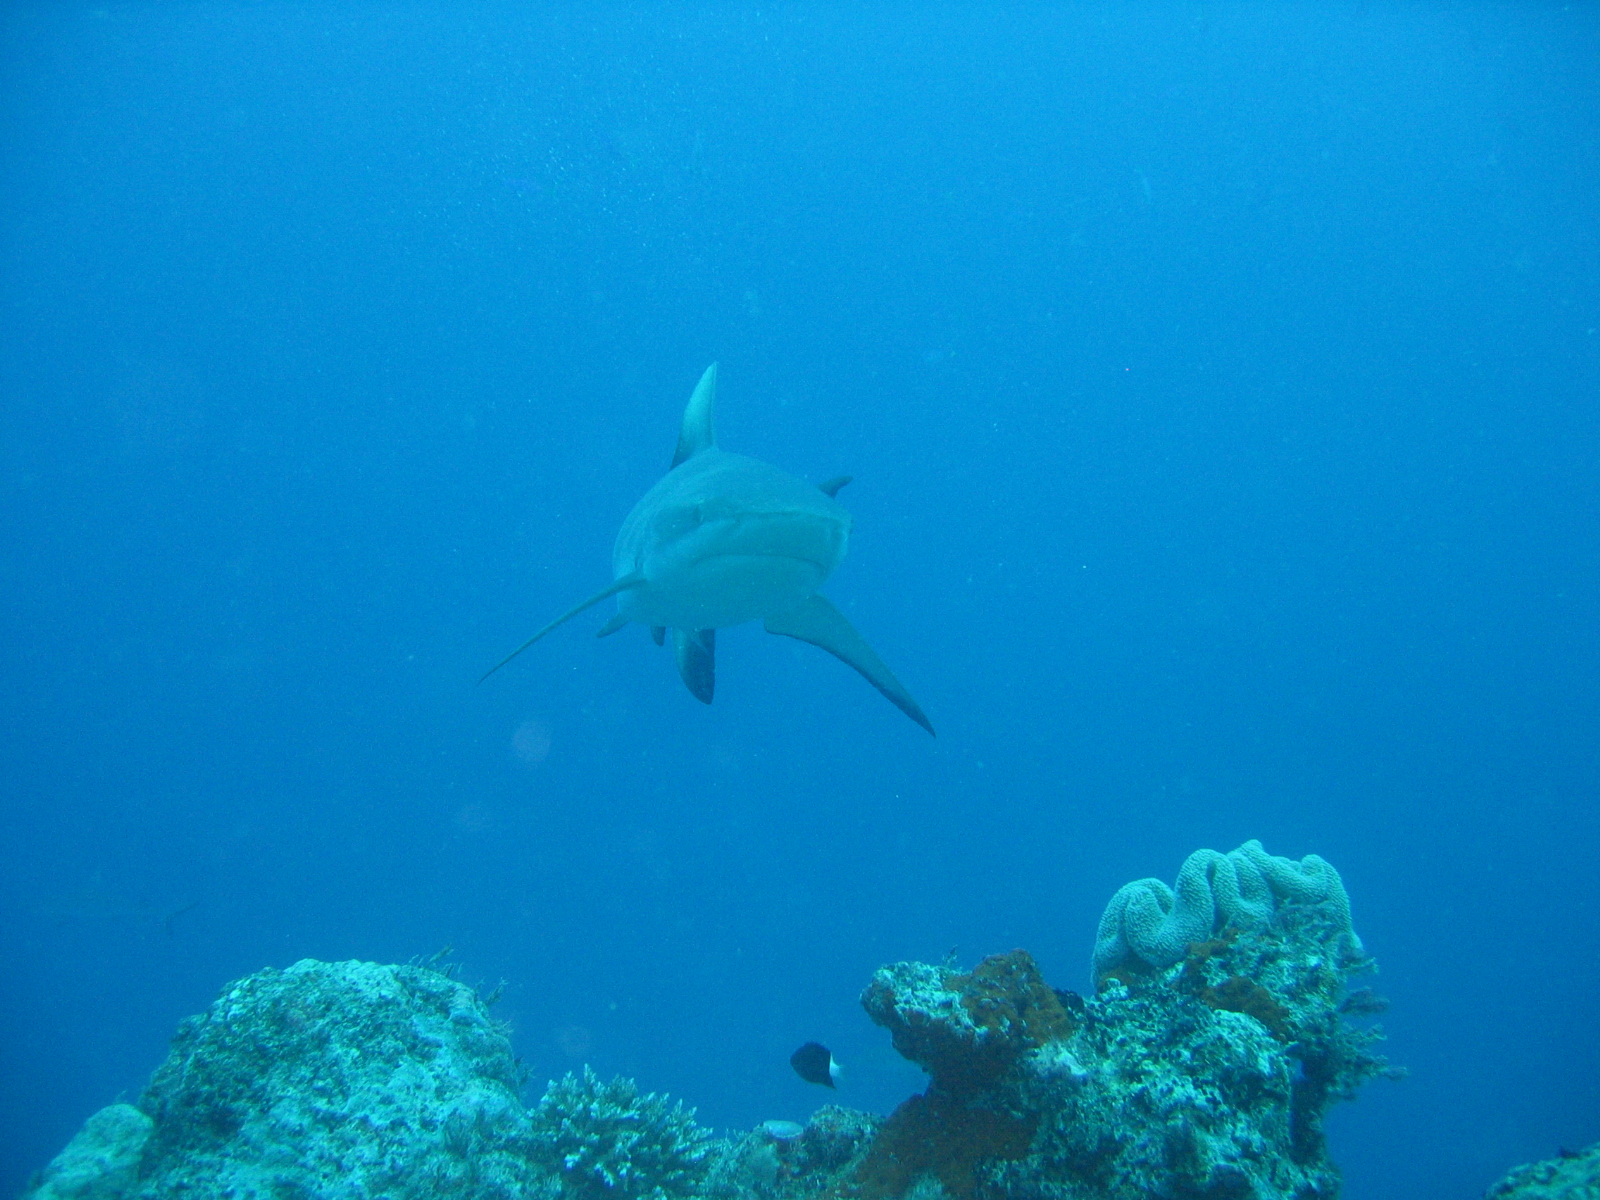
[482,364,934,735]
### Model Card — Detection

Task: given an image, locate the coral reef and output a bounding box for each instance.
[855,849,1395,1200]
[855,950,1069,1198]
[1486,1142,1600,1199]
[24,1104,151,1200]
[25,843,1396,1200]
[131,957,546,1199]
[22,959,747,1200]
[701,1106,878,1199]
[1178,931,1294,1041]
[1092,839,1360,984]
[531,1065,713,1200]
[861,949,1073,1096]
[855,1091,1035,1200]
[1017,893,1397,1196]
[23,958,727,1200]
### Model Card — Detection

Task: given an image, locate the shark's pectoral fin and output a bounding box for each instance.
[478,572,647,683]
[652,626,666,646]
[765,596,935,736]
[670,364,719,469]
[672,628,715,703]
[817,475,852,498]
[596,613,630,638]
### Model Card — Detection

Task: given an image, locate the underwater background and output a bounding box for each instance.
[1,5,1596,1197]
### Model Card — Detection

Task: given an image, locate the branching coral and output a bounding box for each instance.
[531,1066,712,1200]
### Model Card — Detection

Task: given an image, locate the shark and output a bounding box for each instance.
[481,363,934,735]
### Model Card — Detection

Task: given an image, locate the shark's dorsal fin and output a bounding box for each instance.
[671,363,719,469]
[673,628,716,702]
[765,595,935,736]
[817,475,852,498]
[479,572,646,683]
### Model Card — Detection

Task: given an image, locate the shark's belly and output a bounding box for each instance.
[621,553,831,630]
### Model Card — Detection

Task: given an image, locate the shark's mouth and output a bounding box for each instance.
[661,513,848,571]
[627,549,838,631]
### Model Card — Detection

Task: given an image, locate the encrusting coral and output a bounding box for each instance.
[854,1091,1035,1200]
[23,1103,151,1200]
[1091,838,1359,983]
[857,950,1068,1197]
[861,949,1073,1097]
[27,956,551,1200]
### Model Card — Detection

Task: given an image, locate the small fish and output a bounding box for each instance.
[790,1041,842,1088]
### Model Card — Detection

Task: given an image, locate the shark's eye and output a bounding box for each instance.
[659,505,702,539]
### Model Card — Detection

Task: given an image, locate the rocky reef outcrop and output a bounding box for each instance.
[26,841,1402,1200]
[861,949,1075,1099]
[1485,1143,1600,1200]
[24,957,709,1200]
[847,889,1393,1200]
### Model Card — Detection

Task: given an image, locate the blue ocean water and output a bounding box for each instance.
[2,5,1596,1196]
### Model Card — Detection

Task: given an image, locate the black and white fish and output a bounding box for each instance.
[790,1041,842,1088]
